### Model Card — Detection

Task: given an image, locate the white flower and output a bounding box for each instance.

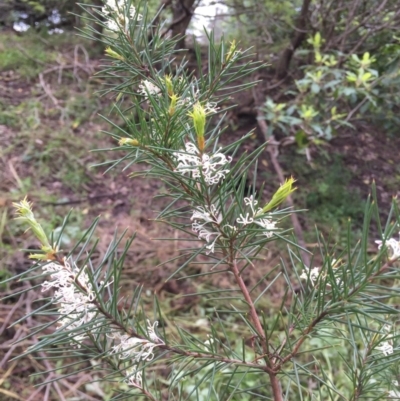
[102,0,117,14]
[198,228,216,243]
[176,89,216,111]
[376,233,400,260]
[243,195,261,216]
[376,341,393,356]
[40,259,100,346]
[239,195,276,236]
[254,218,277,238]
[125,367,142,387]
[177,97,191,107]
[204,102,219,114]
[102,1,142,19]
[128,5,142,20]
[191,205,220,224]
[174,142,232,186]
[105,18,119,31]
[191,205,221,227]
[102,1,143,32]
[204,335,214,350]
[389,389,400,399]
[192,223,220,254]
[147,320,162,344]
[300,266,320,285]
[139,79,161,98]
[191,205,223,254]
[106,321,163,387]
[205,234,221,254]
[110,334,155,361]
[237,213,254,225]
[108,321,164,363]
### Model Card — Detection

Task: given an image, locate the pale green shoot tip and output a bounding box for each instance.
[261,177,297,213]
[13,197,56,259]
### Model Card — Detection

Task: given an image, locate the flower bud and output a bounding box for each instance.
[29,249,57,261]
[226,40,239,63]
[13,197,57,259]
[188,103,206,151]
[164,74,174,96]
[168,94,178,116]
[119,138,139,146]
[105,47,124,61]
[261,177,296,213]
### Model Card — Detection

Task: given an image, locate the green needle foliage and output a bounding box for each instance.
[5,1,400,400]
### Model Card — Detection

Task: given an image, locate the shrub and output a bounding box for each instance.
[6,1,400,399]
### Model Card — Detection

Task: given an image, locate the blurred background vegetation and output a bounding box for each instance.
[1,0,400,399]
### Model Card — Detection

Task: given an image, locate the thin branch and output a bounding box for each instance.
[229,258,283,401]
[52,255,277,375]
[276,257,398,370]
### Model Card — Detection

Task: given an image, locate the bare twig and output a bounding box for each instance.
[39,72,60,108]
[0,326,25,369]
[0,293,25,335]
[40,192,124,206]
[73,44,94,82]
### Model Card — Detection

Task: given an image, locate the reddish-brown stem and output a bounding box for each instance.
[278,311,328,368]
[230,260,267,345]
[229,259,283,401]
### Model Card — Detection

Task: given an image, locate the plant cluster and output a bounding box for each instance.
[5,1,400,400]
[215,1,400,151]
[262,33,384,151]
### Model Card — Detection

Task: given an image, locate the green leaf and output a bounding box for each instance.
[311,82,321,94]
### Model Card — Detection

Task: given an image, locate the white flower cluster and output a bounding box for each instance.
[125,367,143,387]
[377,341,393,356]
[108,320,164,387]
[299,259,344,287]
[41,258,164,384]
[139,79,161,98]
[176,88,219,114]
[236,195,276,237]
[204,101,219,114]
[191,205,222,254]
[376,323,394,357]
[101,0,143,32]
[376,233,400,261]
[299,266,320,285]
[41,259,99,346]
[174,142,232,186]
[190,196,277,254]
